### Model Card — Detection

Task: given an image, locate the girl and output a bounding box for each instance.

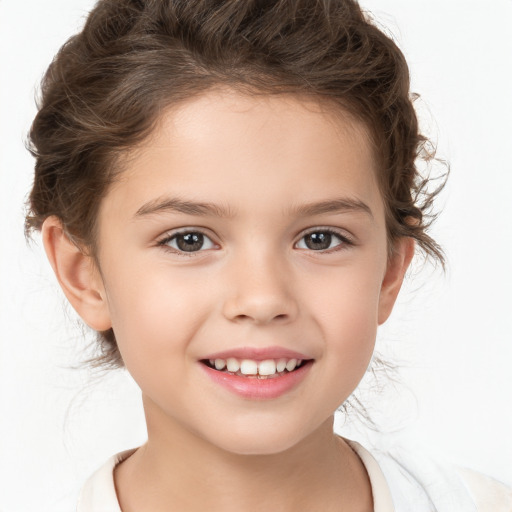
[21,0,511,510]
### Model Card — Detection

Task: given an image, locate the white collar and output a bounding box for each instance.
[77,439,397,511]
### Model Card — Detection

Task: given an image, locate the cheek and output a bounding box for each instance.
[103,263,212,363]
[304,258,384,369]
[321,294,378,374]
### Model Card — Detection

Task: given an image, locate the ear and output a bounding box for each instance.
[377,237,415,325]
[41,216,112,331]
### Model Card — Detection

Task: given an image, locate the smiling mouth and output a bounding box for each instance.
[201,357,311,379]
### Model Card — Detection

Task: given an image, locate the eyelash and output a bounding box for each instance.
[156,227,354,257]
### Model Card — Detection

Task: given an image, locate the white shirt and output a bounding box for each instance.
[77,439,512,511]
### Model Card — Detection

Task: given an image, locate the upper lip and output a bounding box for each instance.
[202,346,312,361]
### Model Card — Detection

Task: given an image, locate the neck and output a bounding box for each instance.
[114,397,373,512]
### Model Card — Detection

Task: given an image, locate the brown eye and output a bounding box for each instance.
[161,231,216,253]
[176,233,204,252]
[296,229,351,252]
[303,232,333,250]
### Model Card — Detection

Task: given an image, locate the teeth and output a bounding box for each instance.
[210,357,306,376]
[226,357,240,372]
[276,359,287,372]
[286,359,298,372]
[214,359,226,370]
[240,360,258,375]
[258,359,277,376]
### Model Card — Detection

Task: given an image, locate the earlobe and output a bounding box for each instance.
[377,237,415,325]
[41,216,112,331]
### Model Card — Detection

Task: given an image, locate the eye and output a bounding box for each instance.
[295,229,352,252]
[158,230,216,254]
[158,228,351,255]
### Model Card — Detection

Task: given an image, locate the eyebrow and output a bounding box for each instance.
[288,198,373,219]
[134,197,234,219]
[134,196,373,220]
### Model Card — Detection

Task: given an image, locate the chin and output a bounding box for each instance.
[216,435,301,456]
[201,417,317,457]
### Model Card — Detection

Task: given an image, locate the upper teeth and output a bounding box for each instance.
[209,358,302,376]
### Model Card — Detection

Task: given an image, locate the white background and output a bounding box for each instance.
[1,1,511,510]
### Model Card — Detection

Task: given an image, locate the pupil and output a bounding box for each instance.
[305,232,331,250]
[177,233,204,252]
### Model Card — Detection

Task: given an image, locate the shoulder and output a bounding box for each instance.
[375,446,512,512]
[76,448,137,512]
[347,438,511,512]
[456,467,512,512]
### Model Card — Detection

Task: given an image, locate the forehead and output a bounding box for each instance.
[104,89,383,222]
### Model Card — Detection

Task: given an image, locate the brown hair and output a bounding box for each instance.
[26,0,446,370]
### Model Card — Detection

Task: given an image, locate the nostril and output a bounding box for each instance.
[233,313,289,324]
[222,295,298,325]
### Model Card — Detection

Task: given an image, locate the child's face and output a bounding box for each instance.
[88,89,409,454]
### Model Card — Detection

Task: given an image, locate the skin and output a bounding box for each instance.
[42,88,414,511]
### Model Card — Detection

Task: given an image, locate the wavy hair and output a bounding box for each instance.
[26,0,446,369]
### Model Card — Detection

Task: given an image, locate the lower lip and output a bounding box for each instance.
[199,361,312,400]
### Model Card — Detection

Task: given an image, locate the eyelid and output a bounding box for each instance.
[156,225,355,257]
[156,227,218,256]
[295,226,355,252]
[299,226,354,241]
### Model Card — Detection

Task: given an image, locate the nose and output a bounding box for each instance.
[221,250,299,325]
